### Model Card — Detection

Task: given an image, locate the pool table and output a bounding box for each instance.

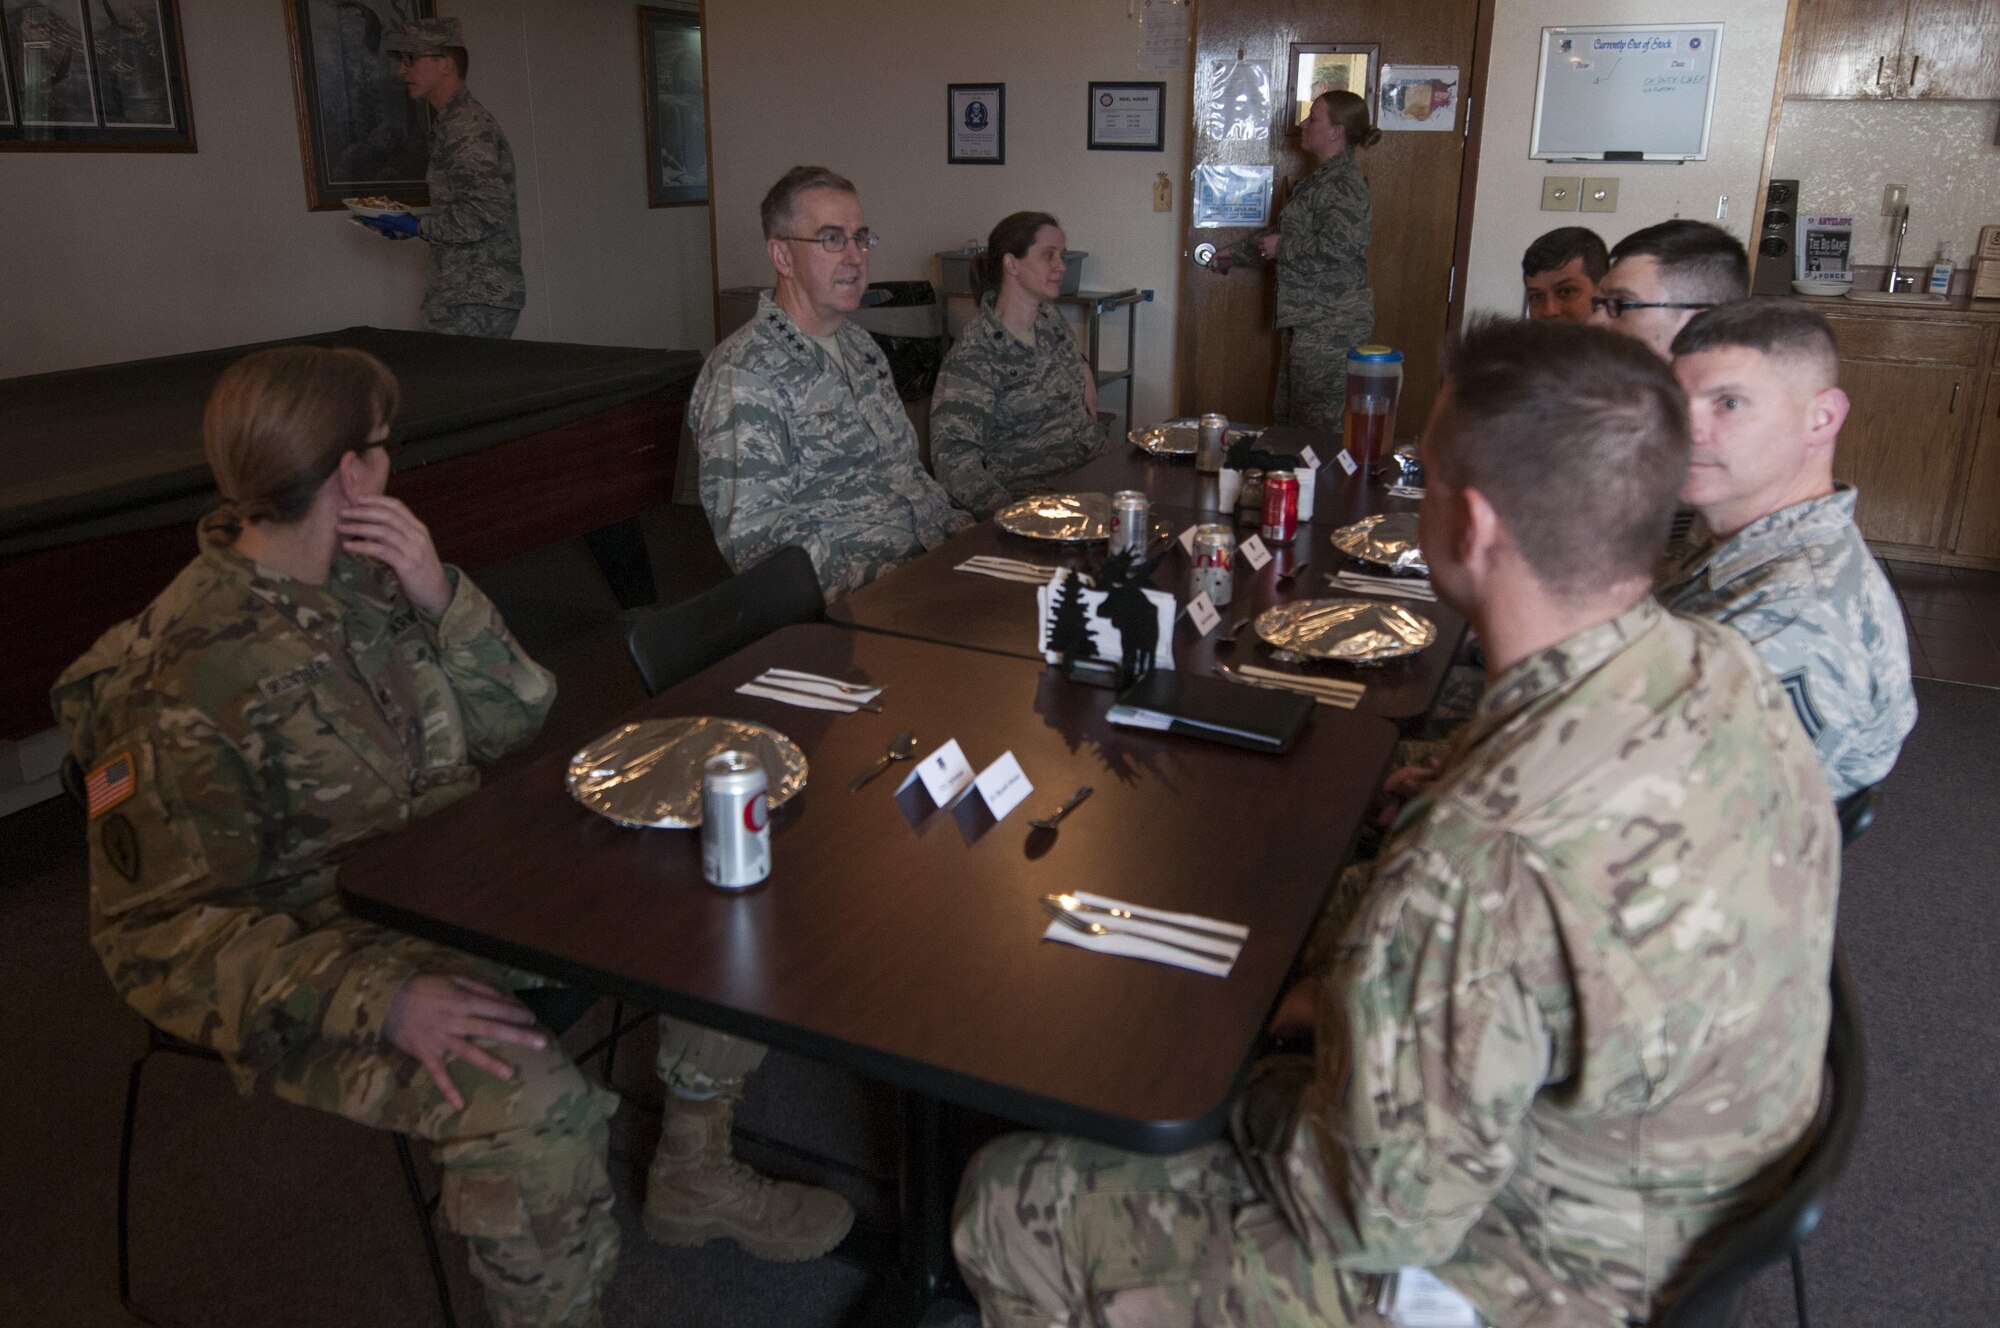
[1,327,704,742]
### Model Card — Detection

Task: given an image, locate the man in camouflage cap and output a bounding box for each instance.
[689,165,971,597]
[954,318,1841,1327]
[359,17,526,338]
[1661,298,1916,800]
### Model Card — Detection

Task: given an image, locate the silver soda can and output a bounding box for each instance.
[1110,490,1150,557]
[1195,412,1228,473]
[1190,524,1236,607]
[701,751,770,889]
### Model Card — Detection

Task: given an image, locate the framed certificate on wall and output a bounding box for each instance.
[1088,82,1165,151]
[948,83,1004,164]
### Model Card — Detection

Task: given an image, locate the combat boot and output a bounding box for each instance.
[644,1092,854,1261]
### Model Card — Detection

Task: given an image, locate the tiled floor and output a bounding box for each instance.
[1884,559,2000,689]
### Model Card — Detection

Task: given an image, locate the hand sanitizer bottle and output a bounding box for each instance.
[1930,243,1956,296]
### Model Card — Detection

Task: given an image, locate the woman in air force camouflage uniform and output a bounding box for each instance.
[1213,89,1379,432]
[52,347,618,1328]
[928,211,1106,518]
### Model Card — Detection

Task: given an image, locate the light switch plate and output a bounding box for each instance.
[1541,176,1580,211]
[1581,177,1619,213]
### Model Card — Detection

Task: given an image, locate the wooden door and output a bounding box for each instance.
[1834,359,1970,547]
[1788,0,1908,97]
[1179,0,1485,430]
[1901,0,2000,97]
[1949,372,2000,560]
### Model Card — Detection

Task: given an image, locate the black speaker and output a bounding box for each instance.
[1753,178,1798,295]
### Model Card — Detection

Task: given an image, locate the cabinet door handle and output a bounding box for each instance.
[1876,55,1886,84]
[1910,55,1921,88]
[1949,381,1960,414]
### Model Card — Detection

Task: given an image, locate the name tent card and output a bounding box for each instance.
[953,750,1034,843]
[1187,591,1222,637]
[1300,445,1321,470]
[1336,447,1359,476]
[1240,534,1272,571]
[1178,524,1199,556]
[894,738,976,827]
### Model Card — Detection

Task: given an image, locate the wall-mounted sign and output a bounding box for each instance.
[1089,82,1165,151]
[948,83,1005,165]
[1379,64,1460,133]
[1192,164,1273,228]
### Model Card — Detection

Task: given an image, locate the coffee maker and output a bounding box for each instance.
[1752,179,1799,296]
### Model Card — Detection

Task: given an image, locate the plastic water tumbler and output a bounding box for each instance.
[1344,345,1405,471]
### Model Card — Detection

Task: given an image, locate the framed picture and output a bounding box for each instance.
[1087,81,1164,152]
[0,0,196,151]
[947,82,1003,165]
[284,0,434,211]
[1284,43,1377,136]
[638,5,706,207]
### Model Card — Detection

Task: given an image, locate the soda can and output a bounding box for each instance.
[1189,524,1236,607]
[1110,490,1150,557]
[1195,412,1229,473]
[1260,471,1299,544]
[701,750,770,889]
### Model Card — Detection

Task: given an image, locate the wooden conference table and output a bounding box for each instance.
[833,426,1464,721]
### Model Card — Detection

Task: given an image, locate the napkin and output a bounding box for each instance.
[957,557,1058,584]
[1329,571,1436,602]
[757,669,882,702]
[734,682,862,712]
[1042,890,1247,977]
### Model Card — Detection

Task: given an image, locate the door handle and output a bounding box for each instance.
[1909,55,1921,88]
[1876,55,1886,84]
[1949,381,1960,414]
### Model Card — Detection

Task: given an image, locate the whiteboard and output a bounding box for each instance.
[1530,24,1723,162]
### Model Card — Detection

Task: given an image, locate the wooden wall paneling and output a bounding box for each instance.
[1901,0,2000,97]
[1788,0,1909,97]
[1180,0,1483,429]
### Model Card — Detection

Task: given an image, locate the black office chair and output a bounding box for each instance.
[1656,952,1866,1328]
[625,544,825,696]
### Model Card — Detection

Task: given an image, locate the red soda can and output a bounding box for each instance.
[1260,471,1299,543]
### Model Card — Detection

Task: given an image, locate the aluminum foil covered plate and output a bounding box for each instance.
[995,492,1112,541]
[1129,419,1259,457]
[568,718,807,829]
[1253,598,1437,663]
[1330,512,1428,574]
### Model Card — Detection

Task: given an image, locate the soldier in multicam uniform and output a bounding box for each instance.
[928,212,1105,518]
[690,165,972,597]
[358,19,526,338]
[53,347,615,1328]
[1660,298,1916,800]
[954,319,1842,1328]
[1211,90,1378,432]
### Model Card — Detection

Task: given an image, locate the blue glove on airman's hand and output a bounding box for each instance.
[360,212,422,240]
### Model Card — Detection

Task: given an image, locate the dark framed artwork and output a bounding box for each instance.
[638,5,706,207]
[0,0,196,151]
[284,0,433,211]
[947,82,1003,165]
[1087,81,1165,152]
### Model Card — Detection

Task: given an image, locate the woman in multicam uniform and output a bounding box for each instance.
[51,346,620,1328]
[929,211,1106,518]
[1212,89,1379,432]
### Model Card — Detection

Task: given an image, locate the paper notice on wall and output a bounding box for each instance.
[1139,0,1190,72]
[1796,215,1854,281]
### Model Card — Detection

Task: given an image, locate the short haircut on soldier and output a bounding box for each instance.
[203,347,401,527]
[1432,317,1690,598]
[972,211,1060,297]
[1671,298,1841,388]
[1608,220,1749,305]
[444,45,468,78]
[1522,226,1609,281]
[760,166,859,241]
[1316,89,1382,149]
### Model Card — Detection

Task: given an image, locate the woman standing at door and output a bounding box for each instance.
[1213,89,1379,431]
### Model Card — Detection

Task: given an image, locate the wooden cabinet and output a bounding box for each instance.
[1789,0,2000,99]
[1824,311,1989,560]
[1951,366,2000,559]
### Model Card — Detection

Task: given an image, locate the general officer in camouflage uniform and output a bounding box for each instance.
[53,347,614,1328]
[1660,299,1916,800]
[929,212,1105,518]
[358,19,526,338]
[954,319,1841,1328]
[690,165,972,597]
[1212,90,1378,432]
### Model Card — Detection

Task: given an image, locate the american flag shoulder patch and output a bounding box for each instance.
[86,752,137,819]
